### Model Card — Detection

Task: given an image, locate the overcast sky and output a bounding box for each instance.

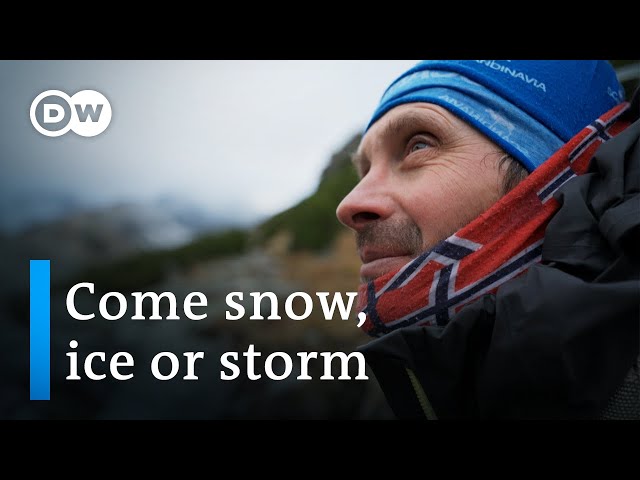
[0,60,418,232]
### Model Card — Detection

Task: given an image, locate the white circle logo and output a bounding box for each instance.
[30,89,112,137]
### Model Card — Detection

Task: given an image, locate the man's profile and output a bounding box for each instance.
[336,60,640,419]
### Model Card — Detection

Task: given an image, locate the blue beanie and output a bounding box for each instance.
[366,60,625,172]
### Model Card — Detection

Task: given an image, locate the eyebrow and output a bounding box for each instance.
[381,112,436,140]
[352,110,448,171]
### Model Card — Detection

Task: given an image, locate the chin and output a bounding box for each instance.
[359,255,414,284]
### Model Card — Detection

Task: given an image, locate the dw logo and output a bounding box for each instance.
[30,90,112,137]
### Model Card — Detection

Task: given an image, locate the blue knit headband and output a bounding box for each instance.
[367,60,625,172]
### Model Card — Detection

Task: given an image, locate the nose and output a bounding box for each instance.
[336,171,395,232]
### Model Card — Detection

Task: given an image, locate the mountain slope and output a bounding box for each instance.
[255,134,360,251]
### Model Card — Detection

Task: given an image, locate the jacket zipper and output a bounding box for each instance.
[406,367,438,420]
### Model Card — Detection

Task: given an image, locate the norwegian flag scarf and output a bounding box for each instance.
[357,103,631,337]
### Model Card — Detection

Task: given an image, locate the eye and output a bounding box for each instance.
[410,141,430,152]
[406,134,436,156]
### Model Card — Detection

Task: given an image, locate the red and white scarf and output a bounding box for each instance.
[357,103,631,337]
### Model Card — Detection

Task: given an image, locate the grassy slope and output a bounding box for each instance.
[254,134,360,251]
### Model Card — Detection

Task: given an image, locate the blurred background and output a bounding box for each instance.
[1,60,638,419]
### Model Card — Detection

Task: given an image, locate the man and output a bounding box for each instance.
[336,60,640,419]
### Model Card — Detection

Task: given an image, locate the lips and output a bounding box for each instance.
[359,247,413,283]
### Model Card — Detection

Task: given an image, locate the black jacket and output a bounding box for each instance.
[360,95,640,419]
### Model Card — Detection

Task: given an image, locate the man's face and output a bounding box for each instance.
[336,102,508,283]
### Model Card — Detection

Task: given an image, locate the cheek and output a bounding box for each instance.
[399,166,502,248]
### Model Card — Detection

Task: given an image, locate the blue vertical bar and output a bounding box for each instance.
[30,260,50,400]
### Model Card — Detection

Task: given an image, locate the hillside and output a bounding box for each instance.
[254,134,360,252]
